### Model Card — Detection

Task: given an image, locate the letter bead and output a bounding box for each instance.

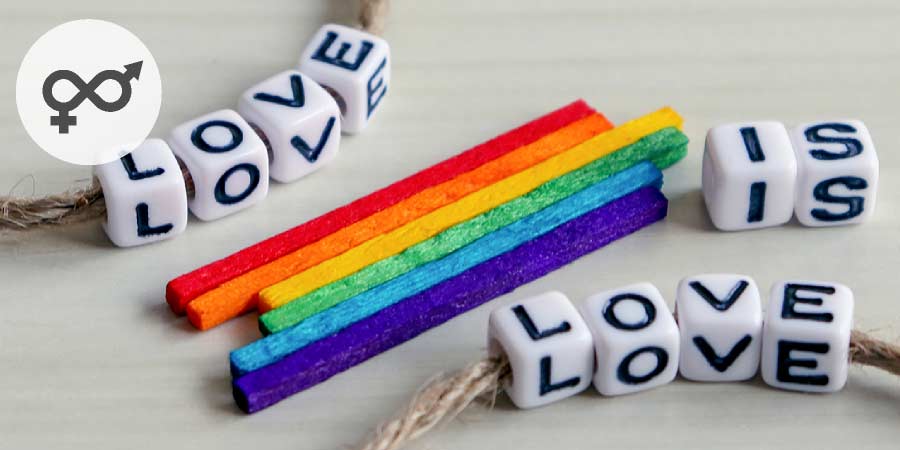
[791,120,879,227]
[299,24,390,134]
[581,283,679,396]
[761,281,854,393]
[675,274,762,382]
[487,291,594,409]
[93,139,188,247]
[168,109,269,221]
[702,122,797,231]
[237,70,341,183]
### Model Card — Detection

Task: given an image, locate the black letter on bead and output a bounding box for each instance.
[804,123,863,161]
[512,305,571,341]
[739,127,767,223]
[290,117,336,163]
[689,280,749,312]
[603,294,656,331]
[776,340,830,386]
[367,58,388,117]
[782,283,836,323]
[539,356,581,396]
[135,203,173,237]
[191,120,244,153]
[311,31,373,71]
[617,346,669,384]
[120,153,164,181]
[747,182,767,223]
[214,163,261,205]
[739,127,766,162]
[811,176,868,222]
[692,335,753,373]
[253,74,306,108]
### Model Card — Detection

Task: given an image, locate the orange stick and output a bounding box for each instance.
[185,113,613,330]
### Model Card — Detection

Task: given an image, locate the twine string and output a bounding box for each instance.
[0,0,390,232]
[356,356,511,450]
[356,329,900,450]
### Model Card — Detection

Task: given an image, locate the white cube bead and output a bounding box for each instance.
[299,23,390,134]
[93,139,188,247]
[237,70,341,183]
[702,122,798,231]
[581,283,679,396]
[487,291,594,409]
[675,274,762,382]
[791,120,879,227]
[168,109,269,221]
[761,280,854,393]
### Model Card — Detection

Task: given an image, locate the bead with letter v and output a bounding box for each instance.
[676,274,762,382]
[238,70,341,183]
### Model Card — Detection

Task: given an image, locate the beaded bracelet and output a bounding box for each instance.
[0,0,391,248]
[355,278,900,450]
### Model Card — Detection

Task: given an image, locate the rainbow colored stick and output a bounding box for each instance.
[258,127,687,334]
[165,100,686,412]
[167,101,604,323]
[231,162,663,375]
[255,108,680,313]
[233,187,669,413]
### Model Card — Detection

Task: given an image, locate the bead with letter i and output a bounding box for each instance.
[93,139,188,247]
[791,120,879,227]
[299,23,390,134]
[487,291,594,409]
[168,109,269,221]
[761,280,854,393]
[702,121,797,231]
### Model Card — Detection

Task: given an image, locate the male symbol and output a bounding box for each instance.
[42,61,143,134]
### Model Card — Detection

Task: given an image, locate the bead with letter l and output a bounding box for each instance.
[487,291,594,409]
[93,138,188,247]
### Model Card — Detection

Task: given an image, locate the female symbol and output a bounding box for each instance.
[41,61,143,134]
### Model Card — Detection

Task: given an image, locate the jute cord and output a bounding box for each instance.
[356,329,900,450]
[0,0,389,232]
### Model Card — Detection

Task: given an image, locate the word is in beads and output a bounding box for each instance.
[703,120,878,231]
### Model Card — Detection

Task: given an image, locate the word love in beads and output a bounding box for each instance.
[93,24,390,247]
[703,120,878,231]
[489,274,852,409]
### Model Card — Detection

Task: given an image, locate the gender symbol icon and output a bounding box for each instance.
[42,61,143,134]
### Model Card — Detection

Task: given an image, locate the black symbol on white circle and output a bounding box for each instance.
[42,61,143,134]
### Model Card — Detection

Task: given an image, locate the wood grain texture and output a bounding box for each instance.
[1,1,900,449]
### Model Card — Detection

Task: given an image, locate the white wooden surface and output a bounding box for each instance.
[2,1,900,449]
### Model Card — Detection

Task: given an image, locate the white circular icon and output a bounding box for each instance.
[16,19,162,166]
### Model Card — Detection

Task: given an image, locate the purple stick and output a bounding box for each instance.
[233,187,668,413]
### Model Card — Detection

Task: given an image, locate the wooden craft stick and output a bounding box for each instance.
[166,100,596,314]
[260,127,688,334]
[232,187,669,413]
[185,113,613,329]
[256,108,682,315]
[232,162,664,375]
